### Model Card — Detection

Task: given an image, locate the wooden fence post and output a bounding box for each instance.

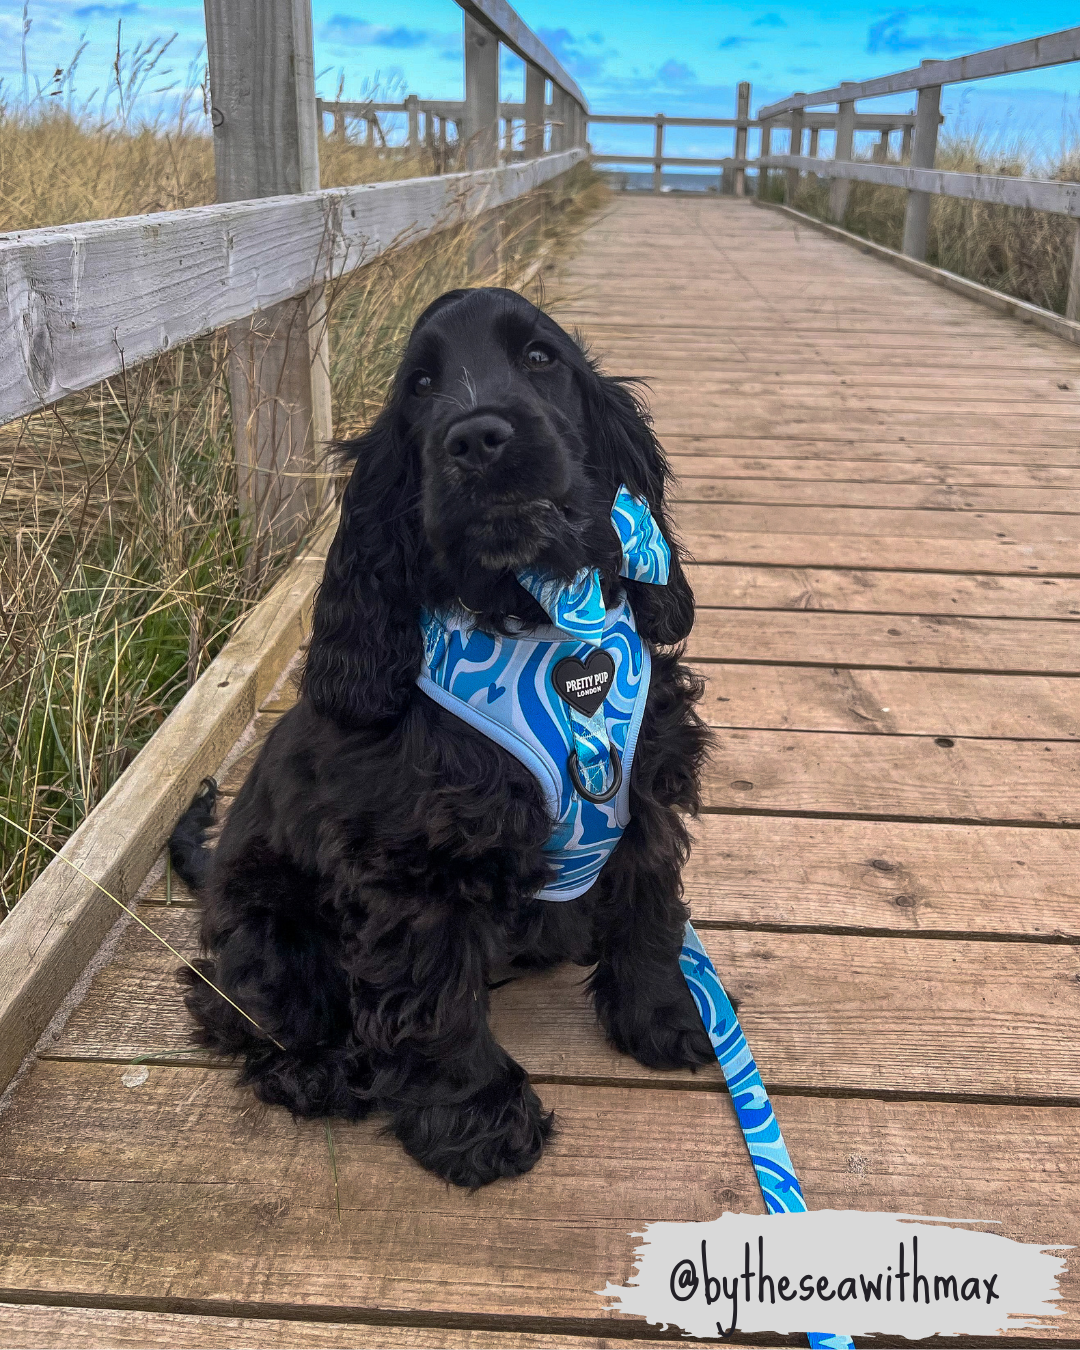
[203,0,331,565]
[653,114,665,195]
[550,85,568,153]
[1067,221,1080,322]
[733,82,750,196]
[901,123,913,161]
[786,103,804,205]
[873,128,890,161]
[464,12,501,276]
[463,13,499,169]
[757,119,772,198]
[406,94,420,151]
[901,63,942,261]
[809,125,820,159]
[524,63,545,158]
[828,84,856,224]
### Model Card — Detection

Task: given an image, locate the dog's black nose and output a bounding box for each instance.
[443,414,513,472]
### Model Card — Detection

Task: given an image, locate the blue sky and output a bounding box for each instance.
[4,0,1080,162]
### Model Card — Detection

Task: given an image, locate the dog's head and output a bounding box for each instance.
[304,287,694,728]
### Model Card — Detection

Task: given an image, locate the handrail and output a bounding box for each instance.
[0,151,585,431]
[588,112,918,130]
[319,99,554,118]
[758,25,1080,117]
[455,0,586,107]
[761,155,1080,218]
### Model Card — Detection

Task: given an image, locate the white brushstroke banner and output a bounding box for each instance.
[599,1211,1070,1340]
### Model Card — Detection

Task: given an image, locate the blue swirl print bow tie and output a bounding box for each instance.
[516,484,671,646]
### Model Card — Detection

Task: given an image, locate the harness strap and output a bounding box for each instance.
[567,701,615,796]
[680,922,856,1350]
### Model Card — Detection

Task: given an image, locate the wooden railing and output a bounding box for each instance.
[316,98,573,169]
[755,26,1080,317]
[1,0,587,550]
[589,104,921,196]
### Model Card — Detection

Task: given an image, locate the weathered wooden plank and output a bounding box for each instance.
[676,477,1080,513]
[1,1064,1077,1334]
[686,564,1080,618]
[694,662,1080,737]
[0,522,332,1094]
[657,392,1080,424]
[702,726,1080,823]
[0,1308,686,1350]
[678,502,1080,542]
[604,371,1080,398]
[580,305,1064,335]
[688,610,1080,673]
[665,437,1080,467]
[680,530,1069,573]
[763,154,1080,219]
[758,29,1080,115]
[579,319,1080,350]
[686,813,1080,939]
[669,455,1080,489]
[0,151,584,426]
[44,908,1080,1100]
[660,414,1080,447]
[560,302,1072,334]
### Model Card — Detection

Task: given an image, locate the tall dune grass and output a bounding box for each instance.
[0,88,607,913]
[0,102,461,233]
[767,130,1080,316]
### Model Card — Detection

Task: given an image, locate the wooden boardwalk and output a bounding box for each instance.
[2,194,1079,1348]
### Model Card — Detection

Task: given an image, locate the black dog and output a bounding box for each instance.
[170,287,713,1188]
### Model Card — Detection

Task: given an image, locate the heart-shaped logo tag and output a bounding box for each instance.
[552,650,616,718]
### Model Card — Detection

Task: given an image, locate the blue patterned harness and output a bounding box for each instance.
[418,485,669,901]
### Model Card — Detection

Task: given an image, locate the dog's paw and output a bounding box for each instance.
[390,1062,553,1188]
[596,972,716,1071]
[245,1047,373,1121]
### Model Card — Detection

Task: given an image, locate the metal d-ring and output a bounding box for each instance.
[567,746,623,804]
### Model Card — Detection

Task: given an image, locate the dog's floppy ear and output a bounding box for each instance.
[582,368,695,645]
[302,413,423,727]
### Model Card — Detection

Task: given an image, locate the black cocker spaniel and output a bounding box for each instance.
[170,286,713,1189]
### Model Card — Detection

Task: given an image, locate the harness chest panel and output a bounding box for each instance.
[418,595,651,901]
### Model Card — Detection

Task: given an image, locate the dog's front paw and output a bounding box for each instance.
[390,1062,553,1188]
[595,967,716,1070]
[244,1046,373,1121]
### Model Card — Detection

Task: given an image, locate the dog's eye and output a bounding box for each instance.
[524,344,554,369]
[411,372,433,397]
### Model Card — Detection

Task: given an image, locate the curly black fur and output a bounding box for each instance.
[172,287,713,1188]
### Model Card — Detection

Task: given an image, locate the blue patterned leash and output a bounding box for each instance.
[679,922,855,1350]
